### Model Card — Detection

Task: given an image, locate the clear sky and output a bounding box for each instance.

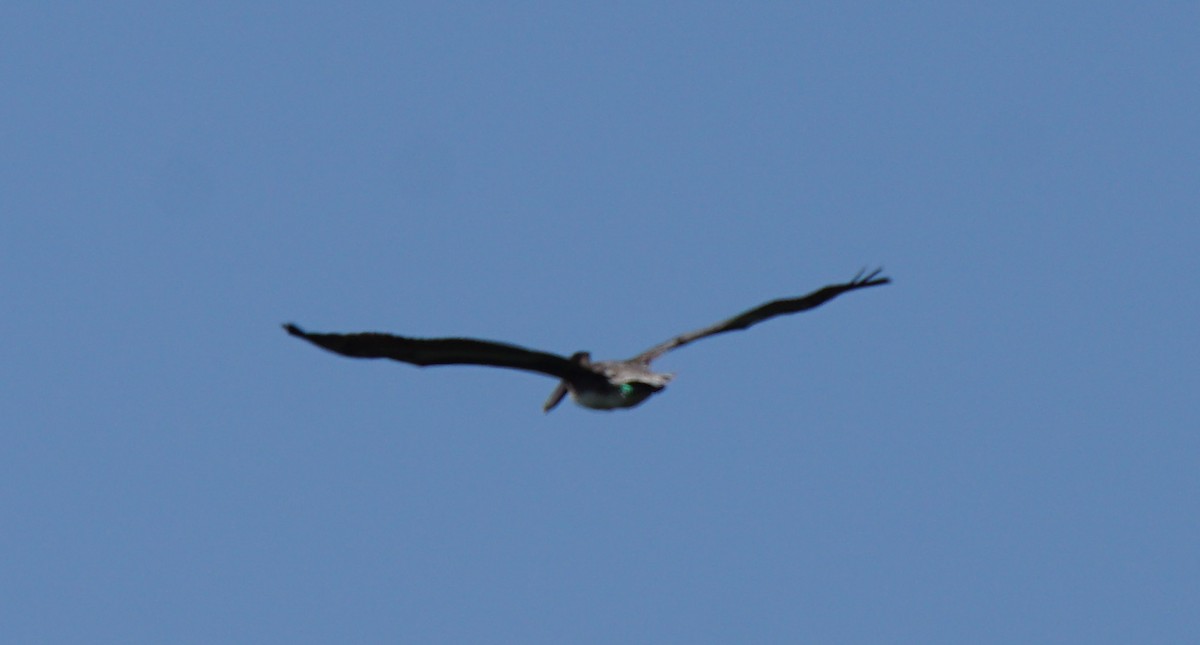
[2,3,1197,643]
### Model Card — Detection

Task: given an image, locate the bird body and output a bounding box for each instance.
[284,268,889,412]
[571,382,661,410]
[565,360,672,410]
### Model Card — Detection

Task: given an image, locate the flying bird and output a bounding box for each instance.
[284,268,890,412]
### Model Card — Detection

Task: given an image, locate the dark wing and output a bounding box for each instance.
[283,324,606,386]
[633,268,890,363]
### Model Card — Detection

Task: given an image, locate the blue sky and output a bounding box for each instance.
[2,3,1197,643]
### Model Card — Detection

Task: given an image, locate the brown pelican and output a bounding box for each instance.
[284,268,889,412]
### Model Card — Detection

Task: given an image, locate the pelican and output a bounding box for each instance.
[284,268,889,412]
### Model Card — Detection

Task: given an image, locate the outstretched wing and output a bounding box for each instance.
[633,268,890,363]
[283,324,605,386]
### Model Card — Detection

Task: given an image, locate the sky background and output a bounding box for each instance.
[2,3,1197,643]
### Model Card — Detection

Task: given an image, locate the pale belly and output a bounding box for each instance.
[571,382,660,410]
[572,389,638,410]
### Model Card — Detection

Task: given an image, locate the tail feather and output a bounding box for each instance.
[542,381,569,413]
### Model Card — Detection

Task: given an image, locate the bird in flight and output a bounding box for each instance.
[284,268,889,412]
